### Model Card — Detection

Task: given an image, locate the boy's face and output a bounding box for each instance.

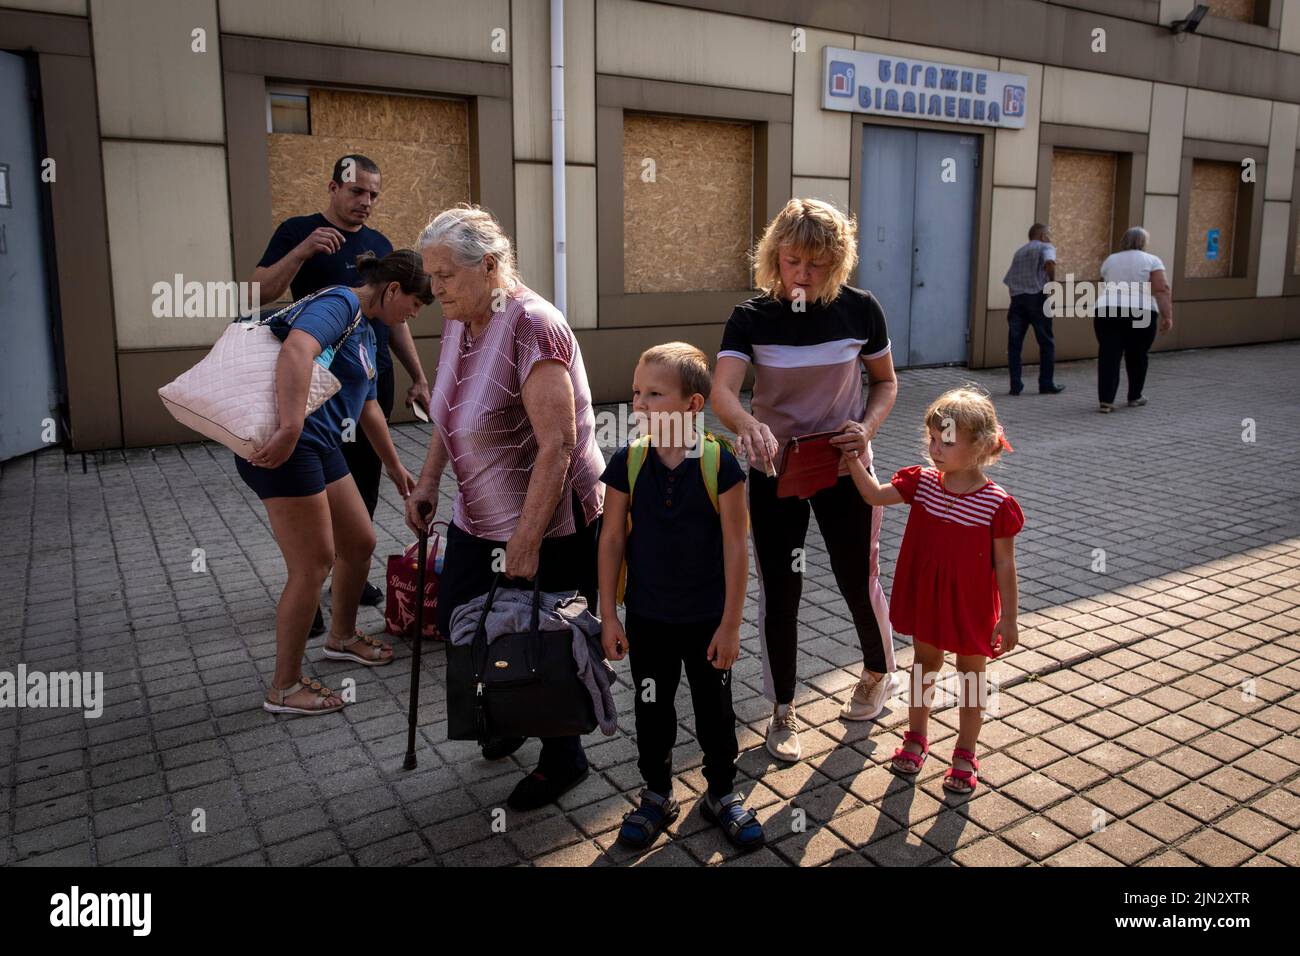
[632,360,704,446]
[927,422,981,474]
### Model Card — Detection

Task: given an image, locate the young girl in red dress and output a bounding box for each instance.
[843,387,1023,794]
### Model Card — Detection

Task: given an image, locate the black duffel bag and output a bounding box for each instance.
[446,574,596,744]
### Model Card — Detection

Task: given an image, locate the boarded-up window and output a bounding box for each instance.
[1205,0,1256,23]
[267,87,471,272]
[623,114,753,294]
[1048,149,1116,281]
[1184,160,1239,279]
[1295,216,1300,275]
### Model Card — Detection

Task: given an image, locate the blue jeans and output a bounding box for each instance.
[1007,292,1055,392]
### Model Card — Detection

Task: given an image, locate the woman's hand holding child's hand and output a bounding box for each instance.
[707,624,741,670]
[829,419,869,459]
[602,616,628,661]
[990,617,1018,657]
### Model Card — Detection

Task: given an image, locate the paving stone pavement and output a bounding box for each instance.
[2,342,1298,867]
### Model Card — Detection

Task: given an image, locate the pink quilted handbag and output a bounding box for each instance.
[158,287,363,460]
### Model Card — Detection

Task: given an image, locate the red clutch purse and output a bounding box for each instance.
[776,430,845,499]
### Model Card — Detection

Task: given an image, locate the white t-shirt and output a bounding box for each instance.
[1097,250,1165,314]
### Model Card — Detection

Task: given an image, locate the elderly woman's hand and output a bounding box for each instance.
[404,483,437,537]
[505,530,541,581]
[829,419,870,460]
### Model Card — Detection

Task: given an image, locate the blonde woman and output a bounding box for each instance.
[711,198,899,762]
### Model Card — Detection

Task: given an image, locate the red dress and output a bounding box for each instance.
[889,466,1024,657]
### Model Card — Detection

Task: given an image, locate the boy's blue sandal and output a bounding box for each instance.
[618,790,680,849]
[702,791,764,851]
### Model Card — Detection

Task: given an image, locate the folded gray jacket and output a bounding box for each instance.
[447,587,619,736]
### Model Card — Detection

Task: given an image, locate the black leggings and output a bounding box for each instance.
[1093,313,1158,404]
[748,469,892,705]
[435,490,599,774]
[341,367,395,519]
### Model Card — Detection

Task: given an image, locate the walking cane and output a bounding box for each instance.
[404,503,433,770]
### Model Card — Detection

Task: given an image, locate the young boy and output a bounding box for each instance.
[598,343,764,852]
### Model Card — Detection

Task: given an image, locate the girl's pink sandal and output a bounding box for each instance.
[890,731,929,776]
[943,747,979,794]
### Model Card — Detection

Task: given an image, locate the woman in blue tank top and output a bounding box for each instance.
[237,250,432,716]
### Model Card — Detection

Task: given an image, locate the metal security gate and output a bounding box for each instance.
[0,51,61,461]
[857,124,979,367]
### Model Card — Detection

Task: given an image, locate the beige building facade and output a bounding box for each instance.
[1,0,1298,451]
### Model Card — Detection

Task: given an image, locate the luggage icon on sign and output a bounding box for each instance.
[829,61,855,97]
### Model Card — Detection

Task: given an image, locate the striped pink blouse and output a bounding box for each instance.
[429,283,605,541]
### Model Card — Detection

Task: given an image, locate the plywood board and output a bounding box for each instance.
[1048,149,1115,281]
[309,88,468,147]
[622,113,753,294]
[267,88,471,256]
[1206,0,1255,23]
[1184,160,1239,279]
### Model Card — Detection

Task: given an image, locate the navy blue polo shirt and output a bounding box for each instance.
[257,213,395,373]
[601,443,745,624]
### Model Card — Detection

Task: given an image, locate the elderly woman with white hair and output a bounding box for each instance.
[1094,226,1175,413]
[404,204,606,811]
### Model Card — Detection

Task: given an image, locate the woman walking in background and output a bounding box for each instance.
[1094,227,1174,413]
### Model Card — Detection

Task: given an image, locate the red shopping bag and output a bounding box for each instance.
[385,523,445,640]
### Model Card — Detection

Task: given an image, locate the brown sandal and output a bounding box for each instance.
[323,629,393,667]
[263,676,344,716]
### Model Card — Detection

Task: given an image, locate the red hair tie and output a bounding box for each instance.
[996,425,1014,453]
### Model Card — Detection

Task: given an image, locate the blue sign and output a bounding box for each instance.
[1002,85,1026,118]
[1206,228,1220,261]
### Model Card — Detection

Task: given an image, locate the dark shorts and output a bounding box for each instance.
[235,441,350,500]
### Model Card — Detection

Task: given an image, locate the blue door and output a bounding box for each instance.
[858,124,979,367]
[0,51,61,461]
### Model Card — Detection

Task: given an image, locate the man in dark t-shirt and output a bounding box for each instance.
[253,154,430,611]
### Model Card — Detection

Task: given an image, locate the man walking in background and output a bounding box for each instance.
[253,154,432,631]
[1002,222,1065,396]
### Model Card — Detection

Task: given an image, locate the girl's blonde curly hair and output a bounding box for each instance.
[752,198,859,306]
[923,386,1010,468]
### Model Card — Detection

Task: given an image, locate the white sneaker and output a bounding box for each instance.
[839,669,896,721]
[766,703,802,762]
